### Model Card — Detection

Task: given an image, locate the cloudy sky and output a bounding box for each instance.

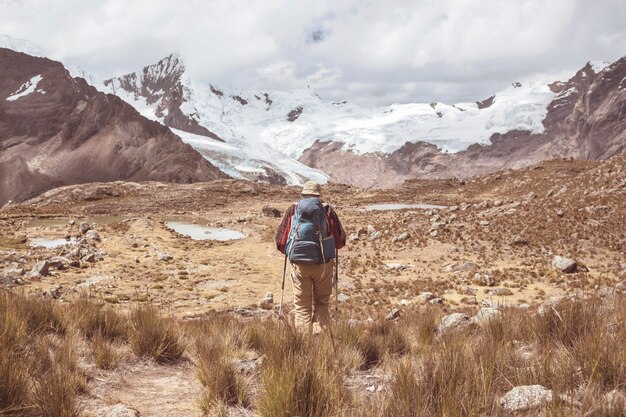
[1,0,625,106]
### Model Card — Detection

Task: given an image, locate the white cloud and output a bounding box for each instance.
[1,0,625,106]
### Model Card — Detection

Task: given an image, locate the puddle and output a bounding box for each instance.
[27,216,129,228]
[363,203,448,211]
[165,221,245,241]
[29,237,77,249]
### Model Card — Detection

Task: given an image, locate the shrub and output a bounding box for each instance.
[31,337,87,417]
[258,343,347,417]
[72,299,128,341]
[91,332,121,370]
[130,306,184,363]
[0,346,30,416]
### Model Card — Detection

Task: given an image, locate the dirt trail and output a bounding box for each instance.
[82,361,203,417]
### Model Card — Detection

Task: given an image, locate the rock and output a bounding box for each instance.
[459,286,477,295]
[479,220,490,226]
[417,292,436,303]
[85,230,101,242]
[429,297,444,305]
[399,299,409,306]
[488,287,513,296]
[261,206,281,218]
[450,262,480,273]
[43,285,63,299]
[337,293,349,303]
[556,209,564,217]
[473,272,496,287]
[552,256,577,273]
[472,307,501,325]
[81,253,96,263]
[511,235,529,245]
[157,252,173,262]
[68,219,76,225]
[356,227,368,237]
[437,313,473,334]
[367,225,376,234]
[604,389,626,413]
[259,292,274,310]
[0,276,17,287]
[429,230,438,237]
[4,265,25,276]
[94,403,140,417]
[499,385,553,412]
[79,222,91,234]
[369,231,382,241]
[348,319,360,327]
[47,256,70,270]
[235,355,265,375]
[348,233,359,242]
[30,260,50,277]
[461,296,478,305]
[392,232,410,243]
[537,296,565,316]
[385,308,400,321]
[523,192,537,202]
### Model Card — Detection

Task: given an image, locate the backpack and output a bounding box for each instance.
[285,197,336,264]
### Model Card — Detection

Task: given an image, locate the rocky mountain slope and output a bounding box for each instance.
[0,48,226,206]
[301,59,626,187]
[98,54,625,187]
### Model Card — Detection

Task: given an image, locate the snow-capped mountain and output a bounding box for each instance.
[0,48,225,206]
[3,35,624,188]
[0,35,46,57]
[94,53,624,187]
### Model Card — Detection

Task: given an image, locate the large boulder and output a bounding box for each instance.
[29,260,50,278]
[471,307,501,325]
[499,385,553,412]
[552,256,577,273]
[437,313,473,334]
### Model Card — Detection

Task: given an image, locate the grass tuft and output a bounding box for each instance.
[130,305,185,364]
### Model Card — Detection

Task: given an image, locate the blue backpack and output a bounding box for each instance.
[285,197,336,264]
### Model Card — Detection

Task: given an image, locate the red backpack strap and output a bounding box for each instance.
[275,203,297,254]
[325,204,347,249]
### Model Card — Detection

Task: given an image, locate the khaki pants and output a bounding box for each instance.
[291,261,334,331]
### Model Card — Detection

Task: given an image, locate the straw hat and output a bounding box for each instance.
[301,181,321,196]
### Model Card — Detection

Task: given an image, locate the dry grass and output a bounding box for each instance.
[1,290,625,416]
[129,305,185,364]
[191,317,251,413]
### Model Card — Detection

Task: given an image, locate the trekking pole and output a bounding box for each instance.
[278,254,287,325]
[334,249,339,312]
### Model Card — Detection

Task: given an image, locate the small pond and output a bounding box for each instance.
[363,203,448,211]
[29,237,77,249]
[165,221,245,241]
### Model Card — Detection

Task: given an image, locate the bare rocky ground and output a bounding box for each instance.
[1,153,625,416]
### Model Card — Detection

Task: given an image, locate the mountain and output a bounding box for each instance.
[98,54,625,187]
[0,48,226,206]
[94,54,329,185]
[0,35,46,57]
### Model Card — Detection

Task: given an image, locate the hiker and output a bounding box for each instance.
[275,181,346,332]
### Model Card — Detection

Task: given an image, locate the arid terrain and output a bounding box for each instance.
[1,152,625,416]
